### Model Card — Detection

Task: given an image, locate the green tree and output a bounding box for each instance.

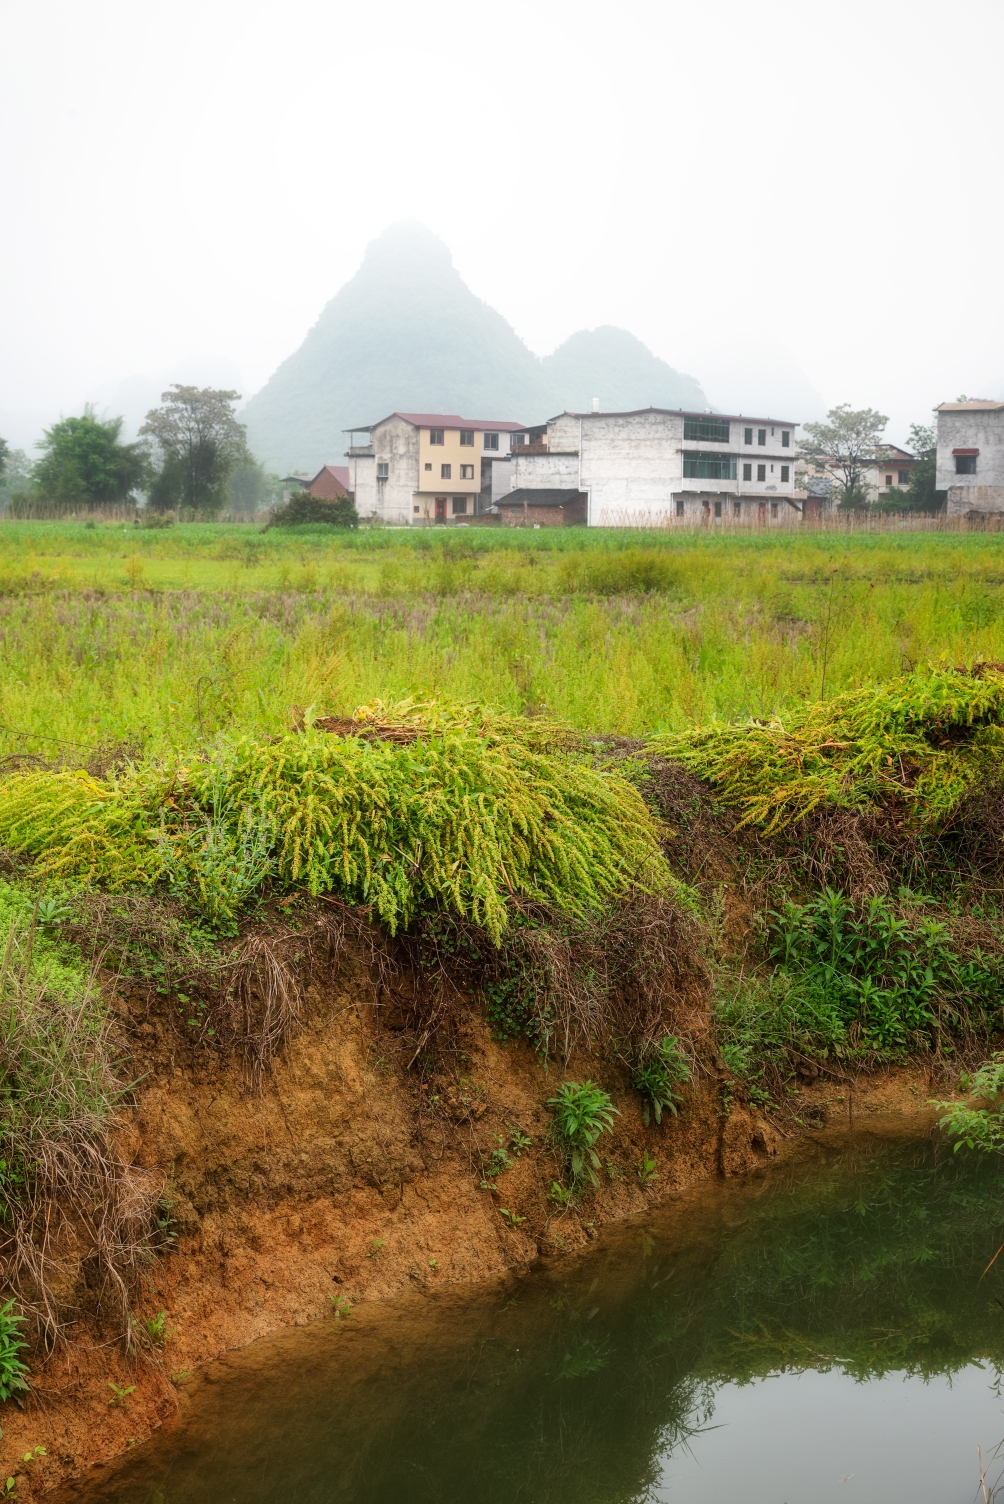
[227,455,279,516]
[897,423,940,512]
[140,386,247,515]
[0,437,8,485]
[265,492,358,528]
[801,404,889,508]
[33,408,148,505]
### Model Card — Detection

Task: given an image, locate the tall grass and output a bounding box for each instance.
[0,884,160,1347]
[3,524,1004,755]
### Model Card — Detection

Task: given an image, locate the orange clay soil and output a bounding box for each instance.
[0,932,943,1501]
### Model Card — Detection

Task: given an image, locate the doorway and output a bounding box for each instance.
[435,496,447,522]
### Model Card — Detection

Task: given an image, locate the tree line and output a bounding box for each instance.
[0,386,280,517]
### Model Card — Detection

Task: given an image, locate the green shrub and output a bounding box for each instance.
[266,493,358,528]
[631,1036,691,1125]
[769,888,1004,1055]
[649,666,1004,834]
[933,1055,1004,1153]
[0,1301,28,1404]
[547,1080,619,1189]
[0,703,668,939]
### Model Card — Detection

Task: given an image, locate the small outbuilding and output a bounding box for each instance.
[493,489,588,526]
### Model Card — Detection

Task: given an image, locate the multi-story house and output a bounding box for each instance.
[935,398,1004,516]
[501,407,800,526]
[798,442,917,506]
[345,412,525,525]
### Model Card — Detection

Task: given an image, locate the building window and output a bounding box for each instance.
[429,429,444,445]
[714,500,723,518]
[460,464,474,480]
[743,463,752,481]
[770,502,779,518]
[675,497,684,517]
[733,500,741,514]
[744,427,753,445]
[424,462,432,471]
[684,417,730,443]
[781,465,789,482]
[781,430,790,447]
[898,470,909,484]
[885,474,893,486]
[441,464,451,479]
[459,430,474,446]
[453,497,467,515]
[956,454,978,474]
[683,452,737,480]
[413,504,420,514]
[483,432,499,451]
[757,464,766,482]
[376,462,389,479]
[757,428,766,445]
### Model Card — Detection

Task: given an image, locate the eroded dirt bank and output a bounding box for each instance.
[0,933,943,1501]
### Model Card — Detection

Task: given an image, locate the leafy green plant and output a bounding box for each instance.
[547,1081,619,1189]
[0,703,668,939]
[328,1296,352,1317]
[138,1310,173,1349]
[499,1208,526,1226]
[20,1448,44,1464]
[636,1152,659,1186]
[933,1054,1004,1153]
[631,1036,691,1125]
[0,1304,28,1405]
[649,665,1004,834]
[107,1382,135,1407]
[548,1181,576,1209]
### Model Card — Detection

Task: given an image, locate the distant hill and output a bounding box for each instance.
[541,326,705,415]
[242,224,708,472]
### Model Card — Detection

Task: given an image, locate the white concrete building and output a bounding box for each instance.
[935,399,1004,516]
[345,412,525,525]
[504,407,800,527]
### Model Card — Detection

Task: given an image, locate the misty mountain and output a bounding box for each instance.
[541,327,705,415]
[241,224,708,472]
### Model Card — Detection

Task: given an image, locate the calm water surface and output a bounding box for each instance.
[59,1129,1004,1504]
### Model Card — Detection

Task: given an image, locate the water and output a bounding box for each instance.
[58,1128,1004,1504]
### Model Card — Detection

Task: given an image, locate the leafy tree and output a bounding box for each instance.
[265,492,358,528]
[227,456,279,516]
[140,385,247,515]
[874,423,940,513]
[801,404,888,508]
[33,408,148,505]
[0,437,8,485]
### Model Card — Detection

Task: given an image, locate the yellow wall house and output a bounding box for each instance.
[345,412,526,524]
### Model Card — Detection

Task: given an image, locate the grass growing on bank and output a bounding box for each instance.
[4,527,1004,757]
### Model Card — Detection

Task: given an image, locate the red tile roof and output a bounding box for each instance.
[345,413,525,433]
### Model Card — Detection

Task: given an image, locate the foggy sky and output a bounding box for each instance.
[3,0,1002,455]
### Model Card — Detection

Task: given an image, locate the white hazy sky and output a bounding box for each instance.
[3,0,1002,453]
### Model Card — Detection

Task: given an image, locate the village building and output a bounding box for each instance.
[935,399,1004,517]
[497,407,800,526]
[344,413,525,525]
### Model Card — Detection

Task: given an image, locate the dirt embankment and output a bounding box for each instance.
[0,926,939,1501]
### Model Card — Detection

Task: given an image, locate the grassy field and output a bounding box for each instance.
[3,520,1004,758]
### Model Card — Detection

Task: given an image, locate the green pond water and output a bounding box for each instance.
[58,1128,1004,1504]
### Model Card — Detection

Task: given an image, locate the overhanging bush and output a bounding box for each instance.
[266,492,358,528]
[648,666,1004,834]
[0,702,670,939]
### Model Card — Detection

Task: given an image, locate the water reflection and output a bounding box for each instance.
[59,1131,1004,1504]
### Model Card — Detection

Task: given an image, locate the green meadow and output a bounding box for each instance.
[3,520,1004,758]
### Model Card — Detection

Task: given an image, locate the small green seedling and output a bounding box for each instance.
[428,1258,439,1270]
[366,1239,385,1258]
[508,1125,533,1153]
[328,1296,352,1316]
[171,1371,192,1386]
[21,1448,45,1464]
[4,1478,14,1495]
[499,1208,526,1226]
[107,1382,136,1407]
[605,1158,623,1181]
[140,1310,173,1348]
[36,897,71,927]
[548,1181,576,1209]
[637,1152,659,1186]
